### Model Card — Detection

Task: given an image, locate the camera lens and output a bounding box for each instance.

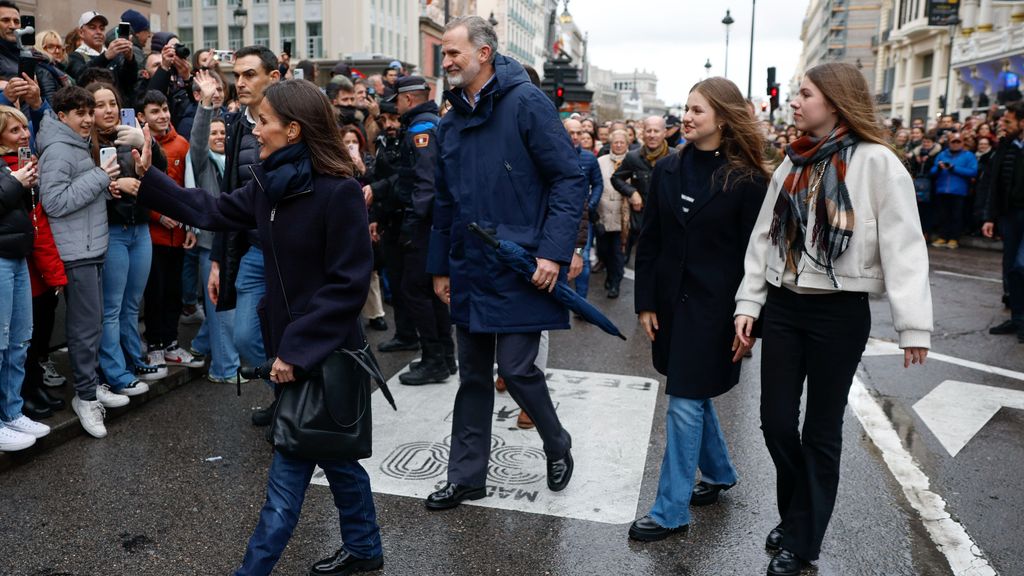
[175,44,191,59]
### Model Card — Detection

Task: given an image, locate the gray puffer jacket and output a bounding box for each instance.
[37,112,111,262]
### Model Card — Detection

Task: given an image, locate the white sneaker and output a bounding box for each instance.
[147,348,167,368]
[116,380,150,397]
[40,359,66,387]
[96,384,130,408]
[135,363,168,382]
[0,424,36,451]
[72,396,107,438]
[4,415,51,438]
[164,346,205,368]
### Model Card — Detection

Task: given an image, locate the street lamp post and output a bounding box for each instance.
[233,7,248,28]
[747,0,756,99]
[705,58,712,78]
[722,9,734,78]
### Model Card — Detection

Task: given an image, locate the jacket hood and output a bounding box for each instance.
[399,100,439,123]
[37,114,91,155]
[444,53,530,115]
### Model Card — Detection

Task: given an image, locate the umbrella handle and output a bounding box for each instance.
[468,222,500,248]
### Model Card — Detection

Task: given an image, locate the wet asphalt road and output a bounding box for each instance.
[0,245,1018,576]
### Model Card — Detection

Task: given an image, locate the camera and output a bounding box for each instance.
[174,44,191,60]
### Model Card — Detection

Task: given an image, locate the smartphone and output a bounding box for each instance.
[282,41,292,57]
[292,68,304,80]
[120,108,137,127]
[17,146,32,170]
[212,49,235,64]
[19,15,34,47]
[17,56,36,80]
[117,21,131,40]
[347,143,359,158]
[100,147,118,168]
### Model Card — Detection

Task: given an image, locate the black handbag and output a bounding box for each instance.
[263,197,397,461]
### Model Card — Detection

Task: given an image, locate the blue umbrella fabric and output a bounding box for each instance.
[468,223,627,340]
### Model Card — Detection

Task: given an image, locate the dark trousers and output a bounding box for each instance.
[595,231,625,289]
[760,286,871,561]
[380,231,418,342]
[448,328,571,487]
[22,290,58,398]
[401,227,453,352]
[144,245,185,349]
[934,193,965,241]
[1000,209,1024,322]
[235,450,382,575]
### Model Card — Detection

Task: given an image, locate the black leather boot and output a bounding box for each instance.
[400,344,450,385]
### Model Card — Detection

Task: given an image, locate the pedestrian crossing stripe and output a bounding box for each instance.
[312,365,659,524]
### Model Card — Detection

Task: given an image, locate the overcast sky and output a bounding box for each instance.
[569,0,806,108]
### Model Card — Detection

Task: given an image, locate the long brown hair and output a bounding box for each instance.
[688,77,771,184]
[803,63,893,152]
[263,79,354,178]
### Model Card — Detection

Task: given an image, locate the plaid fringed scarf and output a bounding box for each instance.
[768,125,858,288]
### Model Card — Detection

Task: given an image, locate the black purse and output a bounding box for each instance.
[262,196,397,461]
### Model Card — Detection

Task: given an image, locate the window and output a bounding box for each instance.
[279,23,295,54]
[307,22,323,58]
[178,0,193,8]
[177,27,194,51]
[920,53,933,79]
[202,0,217,7]
[229,26,243,50]
[203,26,218,50]
[254,24,270,48]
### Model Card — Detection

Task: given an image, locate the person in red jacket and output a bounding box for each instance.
[136,90,201,369]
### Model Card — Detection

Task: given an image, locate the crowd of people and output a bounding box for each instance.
[2,5,1007,575]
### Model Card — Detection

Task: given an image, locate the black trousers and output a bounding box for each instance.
[401,226,452,351]
[595,231,625,289]
[448,328,571,487]
[760,286,871,561]
[22,290,59,397]
[144,245,185,349]
[380,230,418,342]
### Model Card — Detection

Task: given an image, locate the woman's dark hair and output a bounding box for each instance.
[84,81,123,108]
[339,125,367,154]
[52,86,95,115]
[263,79,355,178]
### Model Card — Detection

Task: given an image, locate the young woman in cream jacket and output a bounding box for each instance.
[733,62,932,576]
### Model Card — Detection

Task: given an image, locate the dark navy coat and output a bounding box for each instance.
[634,147,767,399]
[138,167,372,372]
[426,54,587,333]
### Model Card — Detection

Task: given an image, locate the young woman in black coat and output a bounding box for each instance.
[124,79,383,576]
[629,77,770,542]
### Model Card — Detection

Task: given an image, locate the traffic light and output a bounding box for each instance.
[769,84,780,112]
[767,67,776,96]
[555,84,565,107]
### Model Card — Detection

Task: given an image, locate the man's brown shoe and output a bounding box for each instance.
[517,410,534,429]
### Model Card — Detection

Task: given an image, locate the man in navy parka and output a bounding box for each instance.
[424,16,588,510]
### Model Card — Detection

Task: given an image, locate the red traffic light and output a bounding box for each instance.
[769,86,779,98]
[556,86,564,98]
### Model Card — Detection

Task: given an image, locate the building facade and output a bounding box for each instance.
[796,0,881,88]
[950,1,1024,114]
[611,69,666,120]
[15,0,169,41]
[171,0,419,65]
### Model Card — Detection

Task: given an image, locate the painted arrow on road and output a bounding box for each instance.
[913,380,1024,457]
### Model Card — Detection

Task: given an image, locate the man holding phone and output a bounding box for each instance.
[930,131,978,249]
[66,11,138,104]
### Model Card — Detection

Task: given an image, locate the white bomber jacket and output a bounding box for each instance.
[734,142,933,349]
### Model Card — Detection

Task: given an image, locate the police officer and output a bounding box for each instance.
[389,76,455,385]
[366,98,421,353]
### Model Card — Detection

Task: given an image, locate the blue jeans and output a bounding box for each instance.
[234,247,267,371]
[649,396,738,528]
[182,247,200,308]
[192,248,239,379]
[235,451,383,575]
[99,224,152,389]
[572,225,592,300]
[0,257,32,421]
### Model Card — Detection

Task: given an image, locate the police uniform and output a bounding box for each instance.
[391,77,455,385]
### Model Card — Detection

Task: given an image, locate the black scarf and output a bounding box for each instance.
[260,142,313,204]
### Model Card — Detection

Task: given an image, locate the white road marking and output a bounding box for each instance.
[914,380,1024,457]
[313,366,660,524]
[863,337,1024,382]
[934,270,1002,284]
[849,377,997,576]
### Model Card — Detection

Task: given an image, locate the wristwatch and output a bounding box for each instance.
[574,247,585,256]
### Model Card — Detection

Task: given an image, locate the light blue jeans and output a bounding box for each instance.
[191,247,240,380]
[0,257,32,421]
[649,396,738,529]
[99,224,152,389]
[234,247,267,372]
